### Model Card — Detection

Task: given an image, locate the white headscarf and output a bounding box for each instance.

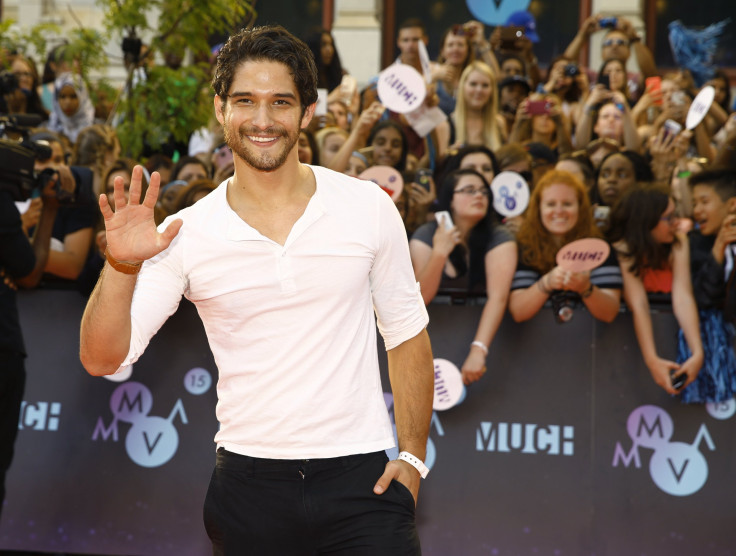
[46,72,95,143]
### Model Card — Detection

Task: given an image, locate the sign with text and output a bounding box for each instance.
[686,85,715,130]
[432,358,465,411]
[377,64,426,114]
[556,238,611,272]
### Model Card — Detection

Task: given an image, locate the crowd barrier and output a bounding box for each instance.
[1,289,734,555]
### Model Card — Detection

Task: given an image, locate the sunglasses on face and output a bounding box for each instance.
[603,38,628,47]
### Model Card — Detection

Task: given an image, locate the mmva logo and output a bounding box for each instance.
[612,405,715,497]
[18,401,62,431]
[384,393,443,470]
[476,422,574,455]
[92,367,212,468]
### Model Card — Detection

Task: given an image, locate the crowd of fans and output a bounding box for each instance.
[3,12,736,405]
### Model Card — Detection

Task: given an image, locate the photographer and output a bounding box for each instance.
[563,13,657,101]
[0,167,72,520]
[32,131,98,284]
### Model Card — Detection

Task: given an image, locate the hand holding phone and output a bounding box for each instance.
[435,210,454,230]
[670,368,687,390]
[527,100,551,115]
[645,76,662,105]
[415,168,433,191]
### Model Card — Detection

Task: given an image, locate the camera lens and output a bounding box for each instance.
[557,305,574,323]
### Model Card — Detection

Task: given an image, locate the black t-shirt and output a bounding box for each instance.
[0,189,35,355]
[411,222,514,294]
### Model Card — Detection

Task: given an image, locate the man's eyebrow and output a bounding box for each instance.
[228,91,298,101]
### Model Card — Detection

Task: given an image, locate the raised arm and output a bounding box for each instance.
[15,174,63,289]
[79,166,182,376]
[563,15,599,63]
[326,101,384,173]
[617,17,657,79]
[409,224,461,304]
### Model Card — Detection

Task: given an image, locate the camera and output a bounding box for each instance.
[550,292,576,324]
[564,64,579,77]
[599,17,618,29]
[0,71,19,96]
[0,114,88,204]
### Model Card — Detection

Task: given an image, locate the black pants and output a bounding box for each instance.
[203,449,420,555]
[0,351,25,521]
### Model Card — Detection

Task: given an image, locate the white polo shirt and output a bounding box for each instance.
[119,165,429,459]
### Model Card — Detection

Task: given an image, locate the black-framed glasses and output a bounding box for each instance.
[454,186,490,197]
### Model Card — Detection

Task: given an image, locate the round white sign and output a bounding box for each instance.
[432,358,465,411]
[377,64,427,114]
[490,171,530,218]
[686,85,715,130]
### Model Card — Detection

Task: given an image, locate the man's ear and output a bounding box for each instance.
[214,95,225,126]
[727,196,736,214]
[301,102,316,129]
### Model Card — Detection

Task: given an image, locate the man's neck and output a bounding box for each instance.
[228,153,314,211]
[400,55,421,73]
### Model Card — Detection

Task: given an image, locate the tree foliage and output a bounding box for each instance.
[100,0,256,158]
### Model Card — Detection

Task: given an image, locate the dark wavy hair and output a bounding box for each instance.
[606,182,675,276]
[304,28,343,92]
[212,25,318,115]
[436,168,497,289]
[367,120,409,172]
[711,69,732,112]
[436,144,499,187]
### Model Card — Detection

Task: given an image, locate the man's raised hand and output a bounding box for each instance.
[99,165,183,264]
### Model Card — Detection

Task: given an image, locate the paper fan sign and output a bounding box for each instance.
[433,358,466,411]
[686,85,715,130]
[377,64,426,114]
[359,165,404,202]
[556,238,611,272]
[490,171,530,218]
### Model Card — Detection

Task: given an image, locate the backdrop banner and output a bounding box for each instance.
[1,290,734,555]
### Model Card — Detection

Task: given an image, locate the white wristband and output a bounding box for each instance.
[398,451,429,479]
[471,340,488,356]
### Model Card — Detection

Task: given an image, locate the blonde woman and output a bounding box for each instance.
[449,61,506,151]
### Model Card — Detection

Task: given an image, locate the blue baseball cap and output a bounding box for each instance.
[505,11,540,43]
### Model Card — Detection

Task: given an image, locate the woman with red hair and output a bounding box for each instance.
[509,170,622,323]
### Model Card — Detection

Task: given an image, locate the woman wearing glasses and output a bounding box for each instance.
[410,168,516,385]
[607,183,703,396]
